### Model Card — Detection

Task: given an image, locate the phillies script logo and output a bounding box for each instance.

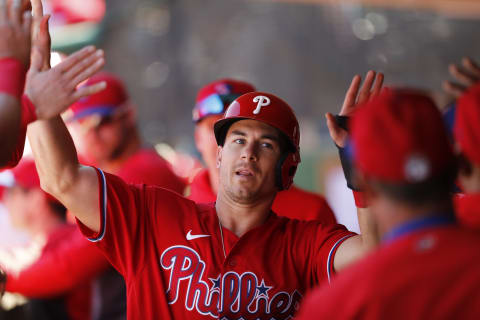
[160,246,302,319]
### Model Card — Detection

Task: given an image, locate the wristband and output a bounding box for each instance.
[21,95,38,125]
[0,58,26,99]
[353,190,369,208]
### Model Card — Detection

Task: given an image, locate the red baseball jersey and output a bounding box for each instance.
[189,169,337,224]
[77,168,355,319]
[115,148,186,195]
[296,223,480,320]
[5,224,93,320]
[454,193,480,229]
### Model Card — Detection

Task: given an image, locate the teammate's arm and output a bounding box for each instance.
[326,71,383,272]
[0,0,32,167]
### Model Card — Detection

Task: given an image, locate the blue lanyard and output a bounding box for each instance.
[383,214,455,243]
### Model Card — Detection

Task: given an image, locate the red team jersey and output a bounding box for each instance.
[296,222,480,320]
[115,148,186,194]
[5,224,93,320]
[77,169,354,319]
[189,169,337,224]
[454,193,480,229]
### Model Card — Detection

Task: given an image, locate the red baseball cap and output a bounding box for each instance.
[66,72,129,122]
[3,159,63,206]
[454,83,480,165]
[192,79,256,123]
[351,89,455,183]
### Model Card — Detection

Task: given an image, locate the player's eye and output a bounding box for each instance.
[261,142,273,149]
[234,138,245,144]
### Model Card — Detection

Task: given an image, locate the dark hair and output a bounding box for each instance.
[366,164,457,206]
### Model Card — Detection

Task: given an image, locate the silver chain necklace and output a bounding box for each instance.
[218,218,227,259]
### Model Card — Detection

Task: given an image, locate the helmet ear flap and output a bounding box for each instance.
[276,151,299,190]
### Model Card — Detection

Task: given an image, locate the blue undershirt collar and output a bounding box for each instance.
[382,213,455,243]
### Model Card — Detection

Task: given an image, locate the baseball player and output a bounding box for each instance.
[0,159,93,320]
[453,82,480,228]
[190,78,337,223]
[26,64,381,318]
[65,72,186,194]
[0,0,105,169]
[295,89,480,319]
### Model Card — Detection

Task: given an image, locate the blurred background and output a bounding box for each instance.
[44,0,480,230]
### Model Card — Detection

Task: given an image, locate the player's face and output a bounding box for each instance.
[4,186,32,230]
[194,115,223,171]
[217,119,281,203]
[70,113,129,164]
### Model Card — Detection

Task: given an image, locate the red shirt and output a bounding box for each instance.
[296,223,480,320]
[6,224,94,320]
[77,169,355,319]
[116,148,185,195]
[189,169,336,224]
[454,193,480,229]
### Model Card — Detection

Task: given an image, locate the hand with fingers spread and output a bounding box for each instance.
[25,46,106,120]
[443,57,480,97]
[326,70,384,147]
[0,0,32,67]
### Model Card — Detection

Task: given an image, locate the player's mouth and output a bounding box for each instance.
[235,167,256,177]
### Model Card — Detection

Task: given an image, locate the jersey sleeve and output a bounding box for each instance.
[5,229,109,298]
[295,222,356,285]
[76,168,149,275]
[75,168,187,276]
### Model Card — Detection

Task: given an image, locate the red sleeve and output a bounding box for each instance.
[76,168,144,276]
[5,229,109,298]
[298,222,356,284]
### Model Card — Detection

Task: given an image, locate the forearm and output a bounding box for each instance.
[357,207,379,250]
[0,94,21,167]
[27,116,101,231]
[27,116,80,196]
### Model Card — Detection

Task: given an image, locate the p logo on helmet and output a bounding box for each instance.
[253,96,271,114]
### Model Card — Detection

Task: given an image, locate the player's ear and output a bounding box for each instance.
[216,146,223,168]
[194,126,203,153]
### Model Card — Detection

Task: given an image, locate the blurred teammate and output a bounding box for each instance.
[190,79,336,223]
[66,72,185,193]
[0,159,93,320]
[27,64,381,318]
[296,89,480,319]
[453,83,480,228]
[0,0,105,169]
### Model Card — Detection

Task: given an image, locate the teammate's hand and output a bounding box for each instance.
[443,57,480,97]
[326,70,384,147]
[25,46,106,120]
[0,0,32,67]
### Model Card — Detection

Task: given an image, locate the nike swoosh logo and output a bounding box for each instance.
[186,230,211,241]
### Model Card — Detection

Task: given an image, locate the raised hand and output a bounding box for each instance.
[443,58,480,97]
[0,0,32,67]
[326,70,384,147]
[25,46,106,119]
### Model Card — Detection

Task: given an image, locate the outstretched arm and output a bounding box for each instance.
[26,0,106,233]
[326,71,383,272]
